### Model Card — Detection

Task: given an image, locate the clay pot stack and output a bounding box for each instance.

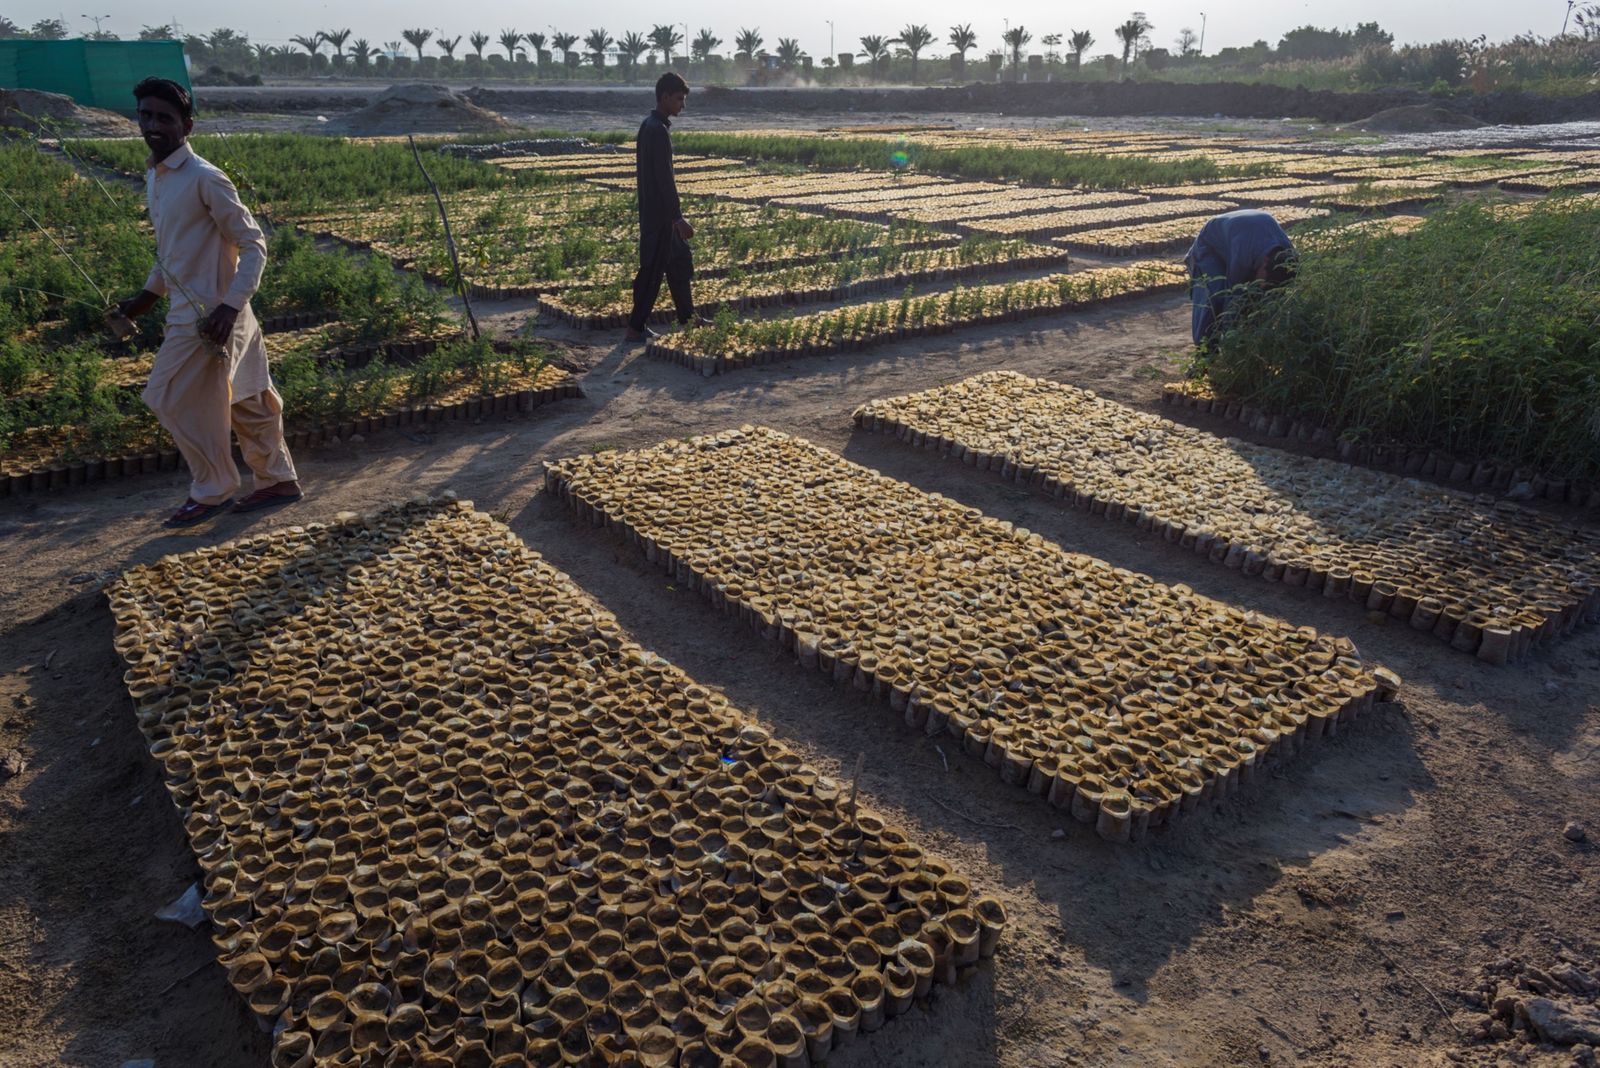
[546,428,1391,844]
[855,371,1600,664]
[108,498,1002,1066]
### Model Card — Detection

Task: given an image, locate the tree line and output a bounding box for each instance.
[6,11,1597,93]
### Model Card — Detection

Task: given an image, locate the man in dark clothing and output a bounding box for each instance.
[626,72,696,341]
[1185,208,1297,347]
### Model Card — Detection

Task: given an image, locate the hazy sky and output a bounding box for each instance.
[16,1,1577,56]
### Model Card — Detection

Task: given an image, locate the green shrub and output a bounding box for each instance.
[1204,199,1600,480]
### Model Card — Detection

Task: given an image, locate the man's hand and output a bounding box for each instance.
[673,218,694,241]
[114,290,161,320]
[200,303,239,347]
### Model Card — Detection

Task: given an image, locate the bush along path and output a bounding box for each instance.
[0,339,580,499]
[1193,197,1600,493]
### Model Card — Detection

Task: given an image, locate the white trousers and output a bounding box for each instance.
[142,329,297,505]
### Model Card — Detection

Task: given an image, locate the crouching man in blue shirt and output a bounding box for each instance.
[1185,209,1297,348]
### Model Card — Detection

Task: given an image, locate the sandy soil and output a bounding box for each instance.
[1,293,1596,1067]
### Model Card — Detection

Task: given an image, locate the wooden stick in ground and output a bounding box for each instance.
[846,752,866,824]
[407,135,480,341]
[1370,941,1465,1038]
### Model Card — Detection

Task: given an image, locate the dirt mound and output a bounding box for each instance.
[0,88,137,136]
[324,83,513,136]
[1348,105,1487,133]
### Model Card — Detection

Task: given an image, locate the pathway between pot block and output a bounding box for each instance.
[853,370,1600,665]
[108,498,1002,1065]
[544,428,1391,843]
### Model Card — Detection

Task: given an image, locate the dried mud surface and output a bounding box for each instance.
[1,294,1596,1067]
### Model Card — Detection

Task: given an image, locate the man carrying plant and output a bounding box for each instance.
[1185,208,1297,348]
[113,77,301,527]
[625,71,697,342]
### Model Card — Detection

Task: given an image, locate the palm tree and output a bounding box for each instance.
[775,37,804,69]
[289,33,322,57]
[692,28,721,63]
[553,31,581,76]
[525,32,547,61]
[892,24,934,82]
[321,28,351,60]
[859,35,890,77]
[1041,33,1061,64]
[584,28,613,76]
[1069,30,1094,67]
[498,29,522,61]
[649,24,684,65]
[383,41,404,59]
[401,28,432,62]
[617,30,649,80]
[948,24,978,70]
[436,35,461,60]
[469,31,490,58]
[734,27,762,61]
[349,38,373,67]
[1001,26,1031,80]
[1114,14,1152,76]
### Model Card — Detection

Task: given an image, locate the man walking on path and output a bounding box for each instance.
[1185,208,1297,348]
[625,72,697,342]
[114,77,301,528]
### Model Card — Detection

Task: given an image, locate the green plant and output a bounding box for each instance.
[1207,199,1600,480]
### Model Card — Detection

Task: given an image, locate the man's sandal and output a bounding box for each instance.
[233,486,304,514]
[163,498,233,527]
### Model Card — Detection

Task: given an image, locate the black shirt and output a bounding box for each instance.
[635,109,682,229]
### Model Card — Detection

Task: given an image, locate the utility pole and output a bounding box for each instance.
[826,20,834,60]
[81,13,111,34]
[1199,12,1207,54]
[1562,0,1576,35]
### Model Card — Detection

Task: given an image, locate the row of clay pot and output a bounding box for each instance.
[856,372,1600,665]
[539,251,1071,332]
[545,427,1392,842]
[259,309,341,334]
[1160,384,1600,510]
[109,499,1004,1066]
[1,381,579,501]
[645,268,1188,377]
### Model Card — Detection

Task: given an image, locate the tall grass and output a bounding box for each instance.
[671,133,1278,191]
[1202,199,1600,480]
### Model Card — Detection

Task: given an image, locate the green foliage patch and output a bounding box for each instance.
[1200,199,1600,480]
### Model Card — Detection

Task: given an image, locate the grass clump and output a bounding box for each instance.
[1199,198,1600,481]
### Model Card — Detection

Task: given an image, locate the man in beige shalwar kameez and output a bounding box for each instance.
[115,77,302,527]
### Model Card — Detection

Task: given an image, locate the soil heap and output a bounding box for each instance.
[1348,104,1488,133]
[323,83,514,135]
[0,88,138,136]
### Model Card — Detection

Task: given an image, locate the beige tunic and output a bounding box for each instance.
[141,143,295,504]
[142,142,269,395]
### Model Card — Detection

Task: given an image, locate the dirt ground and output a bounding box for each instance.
[1,293,1596,1068]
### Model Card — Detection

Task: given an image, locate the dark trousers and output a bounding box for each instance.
[628,223,694,332]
